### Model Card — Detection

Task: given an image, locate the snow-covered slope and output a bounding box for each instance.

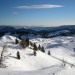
[29,36,75,75]
[31,36,75,64]
[0,35,61,71]
[1,35,75,75]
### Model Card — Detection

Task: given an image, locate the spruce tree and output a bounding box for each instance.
[48,50,51,55]
[30,41,33,47]
[41,46,45,53]
[26,38,29,47]
[15,39,19,44]
[17,51,20,59]
[33,43,37,51]
[38,44,41,50]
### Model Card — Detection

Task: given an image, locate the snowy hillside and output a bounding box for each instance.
[31,36,75,64]
[0,35,75,75]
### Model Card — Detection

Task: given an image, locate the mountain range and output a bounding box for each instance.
[0,25,75,38]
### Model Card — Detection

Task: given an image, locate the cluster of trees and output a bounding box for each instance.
[15,37,47,54]
[33,44,45,52]
[15,38,29,48]
[16,39,46,58]
[15,38,51,59]
[20,38,29,48]
[33,43,51,56]
[32,43,45,56]
[15,38,29,59]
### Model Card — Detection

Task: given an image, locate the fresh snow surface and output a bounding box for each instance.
[0,35,75,75]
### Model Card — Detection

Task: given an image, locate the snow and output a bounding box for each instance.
[1,35,75,75]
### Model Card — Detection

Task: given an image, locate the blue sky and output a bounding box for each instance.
[0,0,75,26]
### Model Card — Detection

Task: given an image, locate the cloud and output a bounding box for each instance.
[12,12,18,14]
[16,4,63,9]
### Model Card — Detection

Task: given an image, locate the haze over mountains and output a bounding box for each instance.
[0,25,75,38]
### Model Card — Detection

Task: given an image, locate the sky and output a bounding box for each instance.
[0,0,75,27]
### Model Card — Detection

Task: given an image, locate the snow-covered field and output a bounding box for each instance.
[0,35,75,75]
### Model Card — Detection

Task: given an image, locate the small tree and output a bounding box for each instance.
[34,51,36,56]
[15,38,19,44]
[41,46,45,53]
[33,43,37,51]
[26,38,29,47]
[0,43,7,67]
[38,44,41,50]
[48,50,51,55]
[30,41,33,47]
[17,51,20,59]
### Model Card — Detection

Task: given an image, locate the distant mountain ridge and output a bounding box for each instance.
[0,25,75,37]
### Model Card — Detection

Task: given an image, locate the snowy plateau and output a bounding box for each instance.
[0,34,75,75]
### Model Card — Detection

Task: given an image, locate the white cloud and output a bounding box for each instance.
[16,4,63,9]
[12,12,18,14]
